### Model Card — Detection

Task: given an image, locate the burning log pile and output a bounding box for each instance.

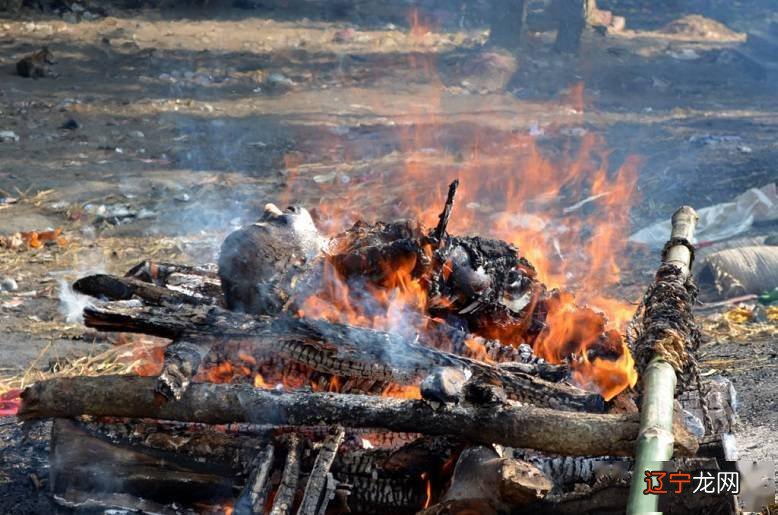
[18,183,738,514]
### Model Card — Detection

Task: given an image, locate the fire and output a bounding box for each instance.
[382,383,422,400]
[279,76,641,399]
[253,374,270,389]
[421,471,432,509]
[119,14,640,403]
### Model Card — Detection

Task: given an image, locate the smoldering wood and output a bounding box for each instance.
[156,337,216,400]
[432,179,459,242]
[164,272,225,303]
[234,444,275,515]
[125,260,219,283]
[50,418,238,508]
[270,434,302,515]
[437,446,552,512]
[80,300,600,411]
[513,457,734,514]
[73,274,210,306]
[76,418,266,467]
[19,375,697,457]
[297,426,345,515]
[52,417,434,514]
[218,202,625,374]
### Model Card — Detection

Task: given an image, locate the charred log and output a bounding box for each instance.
[270,434,302,515]
[73,274,209,306]
[19,376,697,457]
[297,426,345,515]
[81,301,601,411]
[50,418,237,508]
[234,444,275,515]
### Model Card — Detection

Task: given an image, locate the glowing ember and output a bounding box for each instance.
[421,471,432,509]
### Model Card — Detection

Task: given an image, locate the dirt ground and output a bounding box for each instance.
[0,0,776,512]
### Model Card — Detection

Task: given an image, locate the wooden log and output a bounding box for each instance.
[437,446,552,511]
[234,444,276,515]
[297,427,345,515]
[73,274,209,306]
[123,261,224,303]
[270,435,302,515]
[81,302,602,412]
[50,418,237,508]
[125,260,219,283]
[156,337,216,400]
[18,376,697,457]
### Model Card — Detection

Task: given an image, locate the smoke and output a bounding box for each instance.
[57,279,94,324]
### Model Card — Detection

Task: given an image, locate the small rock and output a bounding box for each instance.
[0,130,19,142]
[608,15,626,33]
[0,277,18,292]
[266,73,296,92]
[333,27,356,43]
[60,118,80,130]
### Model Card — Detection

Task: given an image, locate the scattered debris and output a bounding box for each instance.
[0,196,18,208]
[688,133,741,147]
[333,27,357,43]
[630,183,778,247]
[1,277,18,292]
[0,228,65,250]
[658,15,745,42]
[0,130,19,142]
[265,73,296,93]
[83,203,156,224]
[16,47,56,79]
[60,118,80,130]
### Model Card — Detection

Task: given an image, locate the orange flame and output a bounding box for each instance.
[421,472,432,509]
[280,74,640,399]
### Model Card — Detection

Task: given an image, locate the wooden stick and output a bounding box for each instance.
[234,444,276,515]
[73,274,209,306]
[297,427,345,515]
[270,434,302,515]
[18,376,697,457]
[433,179,459,242]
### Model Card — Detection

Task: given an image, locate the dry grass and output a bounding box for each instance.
[0,340,163,397]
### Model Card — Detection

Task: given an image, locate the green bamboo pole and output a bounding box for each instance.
[626,206,698,515]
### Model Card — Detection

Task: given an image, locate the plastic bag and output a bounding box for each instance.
[629,183,777,247]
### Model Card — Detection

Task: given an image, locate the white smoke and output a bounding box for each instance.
[58,279,94,324]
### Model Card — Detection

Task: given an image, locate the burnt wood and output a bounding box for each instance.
[19,376,697,457]
[270,434,302,515]
[80,301,601,411]
[234,444,275,515]
[297,427,344,515]
[73,274,209,306]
